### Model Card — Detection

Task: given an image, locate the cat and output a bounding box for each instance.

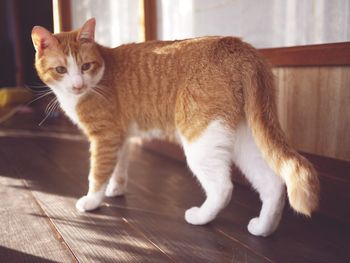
[31,18,320,237]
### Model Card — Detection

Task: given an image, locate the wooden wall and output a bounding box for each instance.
[274,66,350,161]
[257,42,350,161]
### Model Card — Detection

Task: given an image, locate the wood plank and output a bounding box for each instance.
[11,0,25,86]
[259,42,350,67]
[0,153,75,262]
[35,137,265,262]
[54,0,72,32]
[0,138,172,263]
[143,0,158,41]
[274,66,350,161]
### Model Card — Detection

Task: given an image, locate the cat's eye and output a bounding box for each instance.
[55,66,67,74]
[81,63,91,71]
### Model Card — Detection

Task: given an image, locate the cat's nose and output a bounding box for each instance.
[72,75,83,92]
[72,85,84,94]
[73,85,83,91]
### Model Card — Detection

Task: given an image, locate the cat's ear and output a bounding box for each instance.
[31,26,58,53]
[77,18,96,42]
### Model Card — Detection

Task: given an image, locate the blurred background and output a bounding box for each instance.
[0,0,349,161]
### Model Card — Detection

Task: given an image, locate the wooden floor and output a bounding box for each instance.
[0,110,349,263]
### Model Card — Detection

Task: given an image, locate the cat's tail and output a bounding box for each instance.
[242,58,320,216]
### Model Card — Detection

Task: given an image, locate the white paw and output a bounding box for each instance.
[185,207,213,225]
[247,217,273,237]
[76,195,103,212]
[105,181,126,197]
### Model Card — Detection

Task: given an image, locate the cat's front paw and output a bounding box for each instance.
[247,217,274,237]
[76,194,103,212]
[185,207,213,225]
[105,181,126,197]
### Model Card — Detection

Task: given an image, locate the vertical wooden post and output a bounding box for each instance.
[143,0,157,41]
[12,0,24,86]
[53,0,72,33]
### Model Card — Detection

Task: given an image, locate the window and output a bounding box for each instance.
[70,0,143,47]
[157,0,350,48]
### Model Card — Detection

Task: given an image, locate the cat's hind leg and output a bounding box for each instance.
[232,122,286,237]
[105,141,129,197]
[179,120,234,225]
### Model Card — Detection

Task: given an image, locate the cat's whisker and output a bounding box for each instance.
[92,86,109,102]
[39,99,59,126]
[27,91,54,105]
[33,90,52,95]
[24,84,50,92]
[38,112,51,126]
[91,88,104,100]
[50,100,60,115]
[23,85,50,96]
[45,97,58,115]
[45,102,55,115]
[49,101,59,116]
[25,84,49,89]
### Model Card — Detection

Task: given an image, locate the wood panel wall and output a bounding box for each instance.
[274,66,350,161]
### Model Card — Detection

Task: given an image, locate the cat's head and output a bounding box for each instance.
[31,18,104,96]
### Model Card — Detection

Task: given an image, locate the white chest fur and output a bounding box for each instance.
[55,92,81,125]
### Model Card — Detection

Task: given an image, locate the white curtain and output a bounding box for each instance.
[157,0,350,48]
[71,0,141,47]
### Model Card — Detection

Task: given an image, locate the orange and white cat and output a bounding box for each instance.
[32,18,320,237]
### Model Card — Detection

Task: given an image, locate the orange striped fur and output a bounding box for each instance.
[32,19,319,218]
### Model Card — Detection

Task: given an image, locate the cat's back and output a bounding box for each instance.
[111,36,258,85]
[114,36,252,60]
[115,36,220,56]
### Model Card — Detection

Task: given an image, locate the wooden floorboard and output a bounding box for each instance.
[0,138,173,263]
[0,123,349,262]
[35,137,265,263]
[0,151,75,263]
